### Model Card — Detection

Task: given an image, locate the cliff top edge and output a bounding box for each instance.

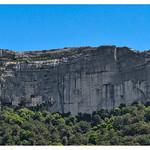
[0,45,149,62]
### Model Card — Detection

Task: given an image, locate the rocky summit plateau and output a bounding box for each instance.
[0,45,150,115]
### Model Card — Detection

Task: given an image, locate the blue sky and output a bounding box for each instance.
[0,5,150,51]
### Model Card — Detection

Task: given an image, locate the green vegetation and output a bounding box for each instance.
[15,56,52,62]
[0,102,150,145]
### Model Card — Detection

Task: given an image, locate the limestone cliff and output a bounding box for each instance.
[0,45,150,115]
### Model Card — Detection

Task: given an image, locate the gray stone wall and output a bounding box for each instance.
[0,46,149,115]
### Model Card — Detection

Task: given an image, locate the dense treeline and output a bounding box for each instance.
[0,101,150,145]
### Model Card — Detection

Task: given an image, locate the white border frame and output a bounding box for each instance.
[0,0,150,4]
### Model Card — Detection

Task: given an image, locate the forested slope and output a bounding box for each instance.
[0,102,150,145]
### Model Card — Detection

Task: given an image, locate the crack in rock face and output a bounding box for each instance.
[0,46,149,115]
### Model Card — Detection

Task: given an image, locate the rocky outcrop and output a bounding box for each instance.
[0,45,150,115]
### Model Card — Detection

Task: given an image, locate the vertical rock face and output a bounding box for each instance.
[0,46,149,115]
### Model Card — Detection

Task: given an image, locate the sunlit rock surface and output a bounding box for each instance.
[0,46,150,115]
